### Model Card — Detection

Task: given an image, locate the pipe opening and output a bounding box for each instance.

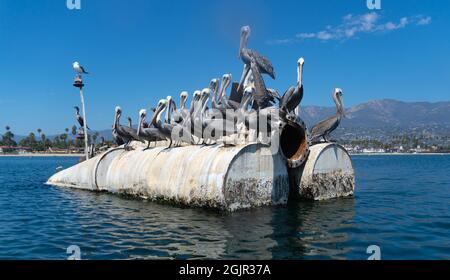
[280,123,309,168]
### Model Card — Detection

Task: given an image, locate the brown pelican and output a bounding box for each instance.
[249,55,276,110]
[113,106,142,149]
[127,117,133,128]
[137,109,165,150]
[172,91,189,123]
[74,106,90,130]
[112,128,125,146]
[238,26,276,92]
[280,58,305,114]
[309,88,344,143]
[150,99,190,148]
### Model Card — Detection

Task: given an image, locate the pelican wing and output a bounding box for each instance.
[248,49,275,79]
[250,57,272,110]
[76,115,85,127]
[112,129,125,145]
[310,115,340,141]
[280,86,295,111]
[121,126,142,142]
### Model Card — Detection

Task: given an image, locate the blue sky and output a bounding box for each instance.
[0,0,448,135]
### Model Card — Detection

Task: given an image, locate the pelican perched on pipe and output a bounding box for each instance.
[74,106,90,130]
[309,88,345,143]
[238,26,276,92]
[113,106,142,150]
[172,91,189,124]
[151,98,193,148]
[249,55,275,110]
[112,128,125,146]
[280,57,305,115]
[137,109,165,150]
[127,117,133,128]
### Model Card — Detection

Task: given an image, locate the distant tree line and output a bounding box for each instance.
[0,126,113,153]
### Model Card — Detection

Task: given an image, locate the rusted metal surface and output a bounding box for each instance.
[46,142,289,211]
[291,143,355,200]
[279,112,310,169]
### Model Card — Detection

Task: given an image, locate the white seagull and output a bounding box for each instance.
[72,61,89,75]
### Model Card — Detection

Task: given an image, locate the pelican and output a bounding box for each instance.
[309,88,345,143]
[127,117,133,128]
[280,57,305,115]
[72,62,89,75]
[112,128,125,146]
[137,109,165,150]
[150,99,186,148]
[172,91,189,123]
[238,26,275,92]
[74,106,90,130]
[249,55,275,110]
[113,106,142,149]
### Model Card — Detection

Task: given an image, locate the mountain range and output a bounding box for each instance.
[300,99,450,129]
[13,99,450,142]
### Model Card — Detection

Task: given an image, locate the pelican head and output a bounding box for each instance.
[73,61,79,67]
[115,106,122,115]
[298,57,305,66]
[222,74,232,83]
[180,91,189,108]
[201,88,211,99]
[193,90,201,101]
[241,25,251,37]
[154,99,167,115]
[333,88,345,116]
[200,88,211,107]
[242,86,255,109]
[157,99,167,109]
[244,86,255,96]
[137,109,147,135]
[113,106,122,129]
[166,95,173,108]
[74,106,80,113]
[139,109,147,118]
[180,91,188,100]
[210,79,219,92]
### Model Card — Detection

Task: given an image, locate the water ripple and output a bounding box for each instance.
[0,155,449,259]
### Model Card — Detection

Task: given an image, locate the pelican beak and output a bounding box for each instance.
[150,103,163,125]
[171,99,177,110]
[137,114,143,136]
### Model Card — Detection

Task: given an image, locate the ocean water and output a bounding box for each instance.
[0,155,449,260]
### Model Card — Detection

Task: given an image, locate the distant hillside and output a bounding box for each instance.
[300,99,450,129]
[12,99,450,142]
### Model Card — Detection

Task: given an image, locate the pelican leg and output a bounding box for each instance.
[143,141,151,151]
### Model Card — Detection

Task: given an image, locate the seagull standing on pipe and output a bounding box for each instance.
[72,62,89,75]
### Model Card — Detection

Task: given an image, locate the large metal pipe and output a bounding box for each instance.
[279,115,310,168]
[289,143,355,200]
[47,143,289,211]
